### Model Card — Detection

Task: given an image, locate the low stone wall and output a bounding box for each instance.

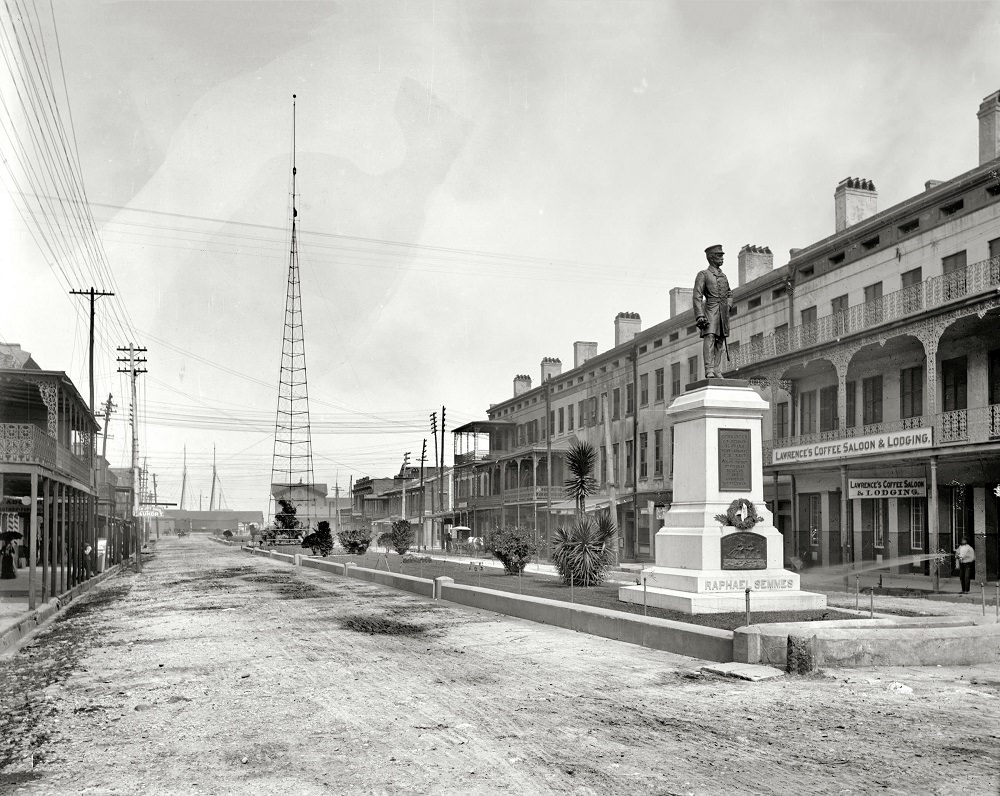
[439,580,734,662]
[786,622,1000,671]
[734,616,995,669]
[297,557,435,599]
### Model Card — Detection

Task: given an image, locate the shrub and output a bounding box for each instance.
[389,519,413,556]
[485,526,538,575]
[302,521,334,557]
[274,499,300,532]
[551,511,616,586]
[337,527,372,555]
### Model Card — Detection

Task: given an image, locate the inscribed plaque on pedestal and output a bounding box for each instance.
[718,428,751,491]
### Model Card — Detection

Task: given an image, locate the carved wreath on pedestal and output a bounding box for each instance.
[715,499,763,531]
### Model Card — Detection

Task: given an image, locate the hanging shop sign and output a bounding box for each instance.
[771,428,933,465]
[848,478,927,498]
[135,507,162,518]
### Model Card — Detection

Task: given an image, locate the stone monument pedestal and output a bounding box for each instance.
[619,379,826,615]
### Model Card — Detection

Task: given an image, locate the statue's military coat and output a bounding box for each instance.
[692,264,732,339]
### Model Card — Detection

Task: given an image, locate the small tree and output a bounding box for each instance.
[551,510,617,587]
[274,499,300,533]
[302,520,334,557]
[389,519,413,556]
[337,527,372,555]
[564,441,598,519]
[222,530,233,540]
[485,525,538,575]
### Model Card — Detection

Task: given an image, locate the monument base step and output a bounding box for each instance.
[618,583,828,615]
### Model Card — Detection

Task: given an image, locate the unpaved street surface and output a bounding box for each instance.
[1,538,998,795]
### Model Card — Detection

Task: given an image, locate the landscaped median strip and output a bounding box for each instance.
[241,546,735,663]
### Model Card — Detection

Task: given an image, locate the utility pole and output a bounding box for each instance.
[401,451,411,524]
[209,444,217,511]
[430,412,438,547]
[440,405,446,549]
[419,438,427,549]
[180,445,187,512]
[333,478,340,533]
[71,288,114,568]
[117,344,146,572]
[152,473,160,540]
[99,393,116,563]
[71,288,114,422]
[99,393,116,461]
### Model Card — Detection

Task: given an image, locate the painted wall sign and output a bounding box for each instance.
[771,428,933,465]
[848,478,926,498]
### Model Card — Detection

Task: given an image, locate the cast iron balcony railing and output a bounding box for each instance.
[732,255,1000,370]
[0,422,90,483]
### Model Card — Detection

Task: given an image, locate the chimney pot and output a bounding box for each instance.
[614,312,641,347]
[669,287,694,318]
[738,244,774,286]
[978,89,1000,165]
[540,357,562,383]
[834,176,878,232]
[573,341,598,368]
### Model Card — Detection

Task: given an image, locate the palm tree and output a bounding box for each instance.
[554,441,617,586]
[552,510,617,586]
[564,441,598,518]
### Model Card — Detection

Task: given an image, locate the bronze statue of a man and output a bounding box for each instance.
[693,244,733,378]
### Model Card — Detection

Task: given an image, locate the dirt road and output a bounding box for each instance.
[1,537,997,795]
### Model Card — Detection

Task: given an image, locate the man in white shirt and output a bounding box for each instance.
[955,537,976,594]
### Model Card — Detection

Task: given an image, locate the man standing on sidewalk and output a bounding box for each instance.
[955,537,976,594]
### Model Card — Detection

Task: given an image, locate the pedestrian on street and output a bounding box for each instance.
[0,540,16,579]
[82,542,93,579]
[955,537,976,594]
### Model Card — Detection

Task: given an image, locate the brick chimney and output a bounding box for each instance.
[573,341,598,368]
[737,244,774,286]
[540,357,562,383]
[978,89,1000,165]
[614,312,641,347]
[513,374,532,397]
[669,287,693,318]
[834,177,878,232]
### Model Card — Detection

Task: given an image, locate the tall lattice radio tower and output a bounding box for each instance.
[270,94,316,529]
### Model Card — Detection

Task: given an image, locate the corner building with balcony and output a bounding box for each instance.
[458,90,1000,581]
[730,91,1000,582]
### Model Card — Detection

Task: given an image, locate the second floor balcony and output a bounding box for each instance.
[733,255,1000,370]
[0,422,91,483]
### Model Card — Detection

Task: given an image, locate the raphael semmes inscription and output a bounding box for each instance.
[718,428,752,491]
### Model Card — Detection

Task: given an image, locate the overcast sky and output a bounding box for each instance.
[2,1,1000,516]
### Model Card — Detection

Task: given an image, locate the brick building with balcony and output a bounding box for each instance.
[0,344,102,607]
[459,90,1000,580]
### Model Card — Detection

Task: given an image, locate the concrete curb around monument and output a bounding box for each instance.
[620,380,826,614]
